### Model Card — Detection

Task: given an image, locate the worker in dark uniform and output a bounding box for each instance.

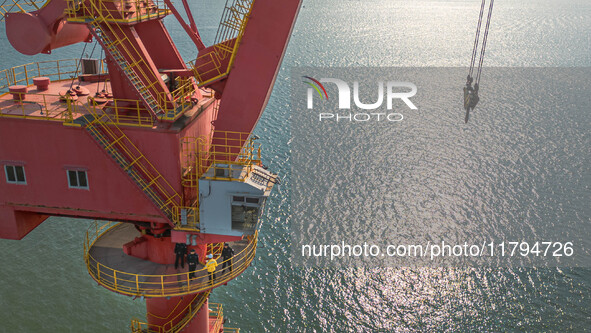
[221,243,234,273]
[187,249,199,278]
[174,242,188,269]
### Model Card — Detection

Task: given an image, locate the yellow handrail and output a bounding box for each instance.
[209,303,224,333]
[0,91,156,128]
[85,221,258,298]
[181,130,261,185]
[83,4,168,114]
[0,59,80,93]
[191,0,254,87]
[158,77,196,121]
[83,112,182,220]
[65,0,171,24]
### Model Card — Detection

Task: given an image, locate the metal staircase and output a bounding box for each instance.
[89,18,164,117]
[76,113,183,226]
[192,0,254,85]
[213,0,255,58]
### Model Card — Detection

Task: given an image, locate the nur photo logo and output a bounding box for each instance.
[303,76,418,122]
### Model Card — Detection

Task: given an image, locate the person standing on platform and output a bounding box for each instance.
[187,249,199,278]
[221,243,234,273]
[174,242,188,269]
[205,254,218,285]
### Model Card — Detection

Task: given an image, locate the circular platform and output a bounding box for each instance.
[85,222,257,298]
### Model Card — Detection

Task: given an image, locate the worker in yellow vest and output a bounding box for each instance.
[205,254,217,285]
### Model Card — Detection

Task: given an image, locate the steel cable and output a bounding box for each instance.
[476,0,494,85]
[469,0,487,78]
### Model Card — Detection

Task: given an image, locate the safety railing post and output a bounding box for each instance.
[23,64,29,86]
[136,100,141,126]
[113,270,117,289]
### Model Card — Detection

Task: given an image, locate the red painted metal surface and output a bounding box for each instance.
[5,0,91,55]
[123,233,208,265]
[0,207,48,240]
[213,0,301,134]
[0,0,302,330]
[146,296,209,331]
[0,119,173,226]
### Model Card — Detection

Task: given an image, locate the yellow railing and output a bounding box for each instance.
[80,4,168,114]
[181,130,261,187]
[66,0,171,23]
[0,59,80,93]
[209,303,224,333]
[89,97,156,127]
[0,0,45,20]
[0,91,77,122]
[158,77,196,121]
[84,221,258,297]
[83,112,182,221]
[0,91,156,128]
[86,10,190,122]
[213,0,253,58]
[172,206,199,230]
[175,131,262,229]
[223,329,240,333]
[208,242,224,256]
[206,131,262,181]
[130,291,211,333]
[191,0,254,86]
[191,51,224,85]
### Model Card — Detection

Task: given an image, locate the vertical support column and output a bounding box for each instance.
[146,295,209,332]
[183,299,210,333]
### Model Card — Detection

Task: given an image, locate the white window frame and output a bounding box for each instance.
[231,195,261,207]
[67,169,89,190]
[4,165,26,185]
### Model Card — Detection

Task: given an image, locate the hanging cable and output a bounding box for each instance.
[468,0,486,80]
[77,40,99,86]
[69,41,89,91]
[96,47,103,96]
[475,0,494,85]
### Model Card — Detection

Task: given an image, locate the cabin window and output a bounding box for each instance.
[214,165,228,177]
[67,170,89,189]
[232,196,259,204]
[4,165,26,184]
[231,205,260,233]
[245,197,259,204]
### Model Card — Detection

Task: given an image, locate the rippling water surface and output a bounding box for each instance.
[1,0,590,331]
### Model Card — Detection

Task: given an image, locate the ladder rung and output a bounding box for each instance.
[141,175,162,191]
[124,155,143,171]
[104,135,126,150]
